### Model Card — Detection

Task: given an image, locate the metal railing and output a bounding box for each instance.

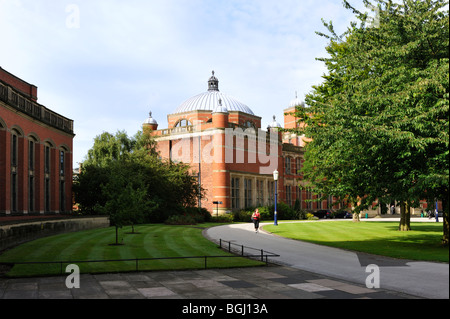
[218,239,280,264]
[1,242,279,275]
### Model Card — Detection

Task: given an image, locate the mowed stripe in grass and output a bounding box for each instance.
[264,221,448,262]
[0,224,263,277]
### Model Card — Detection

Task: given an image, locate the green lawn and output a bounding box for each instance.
[0,224,264,277]
[264,221,448,263]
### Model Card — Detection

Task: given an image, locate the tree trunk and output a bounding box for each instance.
[351,205,360,222]
[442,197,449,247]
[398,201,411,231]
[115,226,119,244]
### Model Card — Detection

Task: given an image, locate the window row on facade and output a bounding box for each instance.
[0,122,72,215]
[230,174,340,211]
[284,155,302,175]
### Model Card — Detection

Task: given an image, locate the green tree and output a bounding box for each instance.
[74,130,203,228]
[101,159,148,244]
[84,130,134,167]
[291,0,448,240]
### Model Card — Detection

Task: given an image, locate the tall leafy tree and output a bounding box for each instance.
[74,130,203,230]
[84,130,134,167]
[292,0,448,240]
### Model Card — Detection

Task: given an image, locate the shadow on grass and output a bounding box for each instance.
[309,236,448,263]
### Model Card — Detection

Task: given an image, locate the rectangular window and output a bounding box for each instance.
[244,179,252,208]
[284,157,291,174]
[45,178,50,212]
[45,145,50,173]
[29,140,34,171]
[11,173,17,212]
[286,185,292,207]
[29,175,34,212]
[60,180,65,212]
[12,134,17,167]
[268,181,275,205]
[307,189,313,210]
[296,157,301,176]
[317,193,323,209]
[327,195,334,210]
[60,150,65,176]
[231,177,240,210]
[11,133,20,212]
[256,180,264,206]
[296,186,302,207]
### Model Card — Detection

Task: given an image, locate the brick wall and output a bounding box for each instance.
[0,69,74,215]
[0,67,38,101]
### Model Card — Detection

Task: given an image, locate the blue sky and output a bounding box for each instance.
[0,0,365,165]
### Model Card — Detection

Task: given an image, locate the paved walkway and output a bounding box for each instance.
[0,265,416,299]
[204,219,449,299]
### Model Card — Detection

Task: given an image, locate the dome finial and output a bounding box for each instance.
[208,71,219,92]
[270,115,281,128]
[144,111,158,125]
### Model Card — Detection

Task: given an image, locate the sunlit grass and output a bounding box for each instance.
[0,224,264,277]
[264,221,448,262]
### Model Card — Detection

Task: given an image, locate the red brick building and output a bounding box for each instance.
[145,72,437,216]
[145,72,312,214]
[0,67,75,216]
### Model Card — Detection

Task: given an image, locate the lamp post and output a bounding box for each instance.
[273,169,279,226]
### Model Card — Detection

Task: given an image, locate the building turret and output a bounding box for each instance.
[212,99,229,129]
[143,111,158,132]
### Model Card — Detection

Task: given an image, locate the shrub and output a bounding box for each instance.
[211,214,234,223]
[232,210,253,222]
[164,214,197,225]
[231,204,310,221]
[297,209,308,220]
[164,207,213,225]
[257,206,272,220]
[184,206,212,223]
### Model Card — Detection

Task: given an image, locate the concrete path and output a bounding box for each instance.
[203,219,449,299]
[0,266,416,300]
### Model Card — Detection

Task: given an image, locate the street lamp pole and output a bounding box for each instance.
[273,170,279,226]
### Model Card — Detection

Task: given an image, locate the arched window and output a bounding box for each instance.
[175,119,192,128]
[59,146,69,212]
[44,141,54,212]
[28,135,39,213]
[11,129,23,212]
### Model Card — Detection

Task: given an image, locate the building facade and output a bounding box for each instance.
[145,72,327,214]
[0,67,75,215]
[145,72,441,216]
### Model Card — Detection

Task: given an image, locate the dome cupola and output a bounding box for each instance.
[289,92,306,108]
[143,111,158,131]
[173,71,254,115]
[208,71,219,92]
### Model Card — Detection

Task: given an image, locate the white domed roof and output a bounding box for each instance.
[144,111,158,125]
[289,92,306,108]
[175,91,254,115]
[269,115,282,128]
[173,71,254,115]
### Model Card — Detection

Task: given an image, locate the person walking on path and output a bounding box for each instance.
[252,208,261,233]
